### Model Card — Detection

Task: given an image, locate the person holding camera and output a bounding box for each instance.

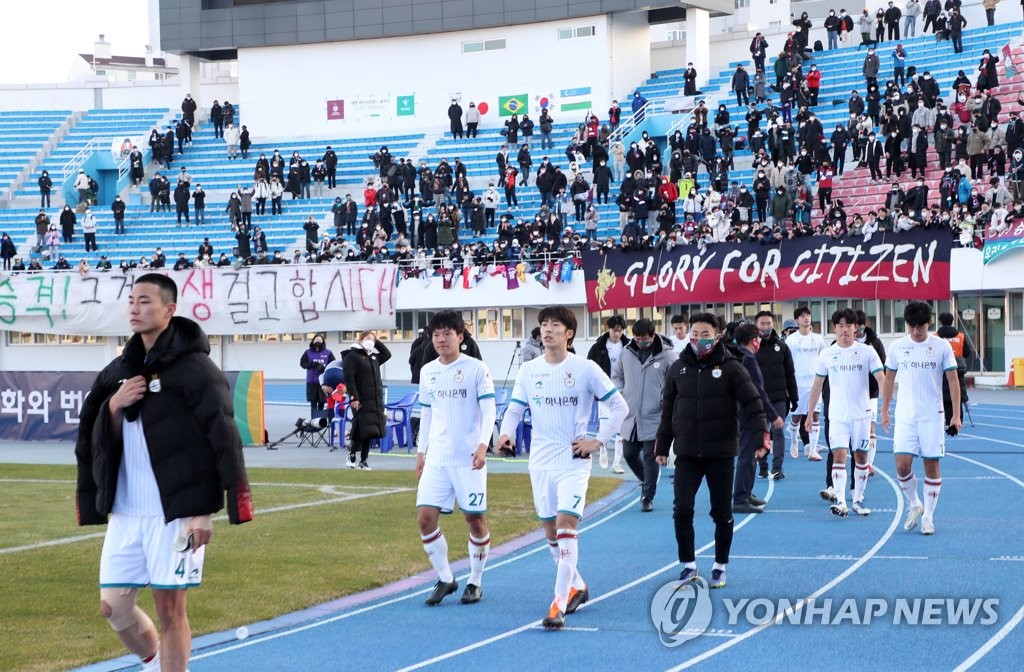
[300,334,335,417]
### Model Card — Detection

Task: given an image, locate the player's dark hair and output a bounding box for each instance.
[530,326,541,339]
[427,309,465,335]
[671,313,689,325]
[734,322,760,345]
[854,309,868,326]
[538,305,578,347]
[632,318,655,337]
[904,301,933,328]
[794,306,812,319]
[754,310,775,322]
[938,312,955,326]
[831,308,858,326]
[606,315,627,330]
[135,273,177,304]
[689,312,722,333]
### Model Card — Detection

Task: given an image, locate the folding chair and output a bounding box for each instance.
[296,409,331,448]
[329,405,352,451]
[378,392,418,453]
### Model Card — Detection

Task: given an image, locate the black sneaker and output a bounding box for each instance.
[460,583,482,604]
[769,470,785,480]
[641,498,654,512]
[542,601,565,629]
[748,495,766,506]
[565,586,589,614]
[425,579,458,606]
[758,464,769,479]
[733,501,764,514]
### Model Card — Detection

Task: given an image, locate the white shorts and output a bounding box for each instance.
[530,468,590,520]
[100,514,204,590]
[829,418,872,453]
[868,398,879,424]
[793,386,822,418]
[893,418,946,459]
[416,463,488,514]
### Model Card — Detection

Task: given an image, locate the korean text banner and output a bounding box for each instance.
[0,265,397,336]
[582,229,951,312]
[0,371,265,443]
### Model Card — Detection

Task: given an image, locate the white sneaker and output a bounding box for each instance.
[819,486,837,503]
[346,454,357,469]
[141,652,160,672]
[598,444,609,470]
[358,461,372,471]
[808,447,822,461]
[851,500,871,516]
[904,505,924,531]
[789,430,800,459]
[921,516,935,535]
[830,502,849,518]
[611,464,624,474]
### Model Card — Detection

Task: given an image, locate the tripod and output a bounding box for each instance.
[266,416,329,450]
[495,340,522,457]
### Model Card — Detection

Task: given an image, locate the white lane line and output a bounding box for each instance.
[389,481,777,672]
[948,452,1024,671]
[697,554,927,561]
[662,468,903,672]
[188,487,643,664]
[952,604,1024,672]
[0,488,412,556]
[958,434,1024,450]
[990,556,1024,562]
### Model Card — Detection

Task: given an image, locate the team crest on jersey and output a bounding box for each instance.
[454,369,464,383]
[564,372,576,388]
[926,347,934,357]
[712,368,722,379]
[148,376,161,393]
[852,351,860,360]
[654,362,660,368]
[429,375,438,385]
[774,345,781,352]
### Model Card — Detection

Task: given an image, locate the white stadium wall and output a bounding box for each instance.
[236,14,652,141]
[0,79,238,114]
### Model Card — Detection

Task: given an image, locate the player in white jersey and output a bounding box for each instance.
[881,301,962,536]
[498,305,628,629]
[786,306,826,461]
[804,308,885,518]
[415,310,497,606]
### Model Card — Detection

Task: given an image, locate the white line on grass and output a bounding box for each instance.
[0,488,412,556]
[186,486,658,665]
[948,452,1024,671]
[661,468,903,672]
[389,481,778,672]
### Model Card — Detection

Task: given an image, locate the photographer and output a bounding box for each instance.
[300,334,335,416]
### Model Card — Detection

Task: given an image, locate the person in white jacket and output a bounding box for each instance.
[224,123,240,160]
[904,0,921,38]
[82,208,98,252]
[74,170,91,203]
[465,102,481,138]
[482,183,499,229]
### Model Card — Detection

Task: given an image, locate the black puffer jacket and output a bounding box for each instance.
[586,332,619,375]
[754,330,798,404]
[343,340,393,441]
[75,316,251,526]
[656,342,768,459]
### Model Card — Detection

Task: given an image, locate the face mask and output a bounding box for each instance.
[856,327,866,338]
[636,339,653,350]
[690,336,719,359]
[759,328,772,339]
[312,341,324,351]
[361,338,375,351]
[748,338,762,354]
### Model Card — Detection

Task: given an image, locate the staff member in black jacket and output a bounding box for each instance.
[75,274,252,672]
[343,331,392,470]
[656,313,769,590]
[754,311,798,480]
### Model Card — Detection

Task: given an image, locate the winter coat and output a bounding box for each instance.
[754,330,798,404]
[655,341,768,460]
[611,335,678,441]
[520,337,543,363]
[343,341,393,441]
[75,316,250,526]
[300,342,335,385]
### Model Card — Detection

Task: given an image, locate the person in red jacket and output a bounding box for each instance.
[806,64,822,107]
[363,182,378,209]
[608,101,622,130]
[658,176,679,215]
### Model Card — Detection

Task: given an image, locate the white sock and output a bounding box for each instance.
[712,562,727,572]
[810,422,821,450]
[612,435,623,467]
[554,529,578,612]
[923,478,942,518]
[867,435,877,466]
[550,539,586,589]
[468,533,490,586]
[898,472,921,508]
[832,465,848,506]
[421,528,453,583]
[683,561,697,570]
[853,463,870,503]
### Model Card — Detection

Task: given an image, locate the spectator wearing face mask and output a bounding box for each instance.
[300,334,335,416]
[342,332,392,470]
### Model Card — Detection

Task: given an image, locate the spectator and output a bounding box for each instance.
[505,114,519,145]
[750,33,769,71]
[342,331,391,470]
[82,208,98,252]
[983,0,999,26]
[892,44,908,88]
[174,182,191,226]
[858,9,875,45]
[74,169,90,203]
[806,64,821,106]
[521,326,543,363]
[607,101,621,130]
[210,100,223,138]
[38,170,52,208]
[323,145,338,189]
[875,8,886,43]
[949,8,966,54]
[838,9,854,47]
[239,125,251,159]
[300,334,335,416]
[111,195,126,235]
[224,123,239,160]
[732,65,750,106]
[0,233,15,270]
[824,9,840,50]
[632,89,649,123]
[905,0,921,37]
[863,47,880,89]
[977,49,1000,92]
[885,1,902,40]
[447,99,464,139]
[683,64,698,96]
[270,176,284,215]
[923,0,940,32]
[223,100,235,126]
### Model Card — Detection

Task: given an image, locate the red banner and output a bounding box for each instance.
[582,229,951,311]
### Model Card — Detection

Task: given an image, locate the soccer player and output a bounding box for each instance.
[76,274,252,672]
[881,301,962,535]
[415,310,497,605]
[498,305,627,629]
[804,308,885,517]
[786,306,826,461]
[670,313,689,355]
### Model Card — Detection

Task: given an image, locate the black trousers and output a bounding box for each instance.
[673,455,735,564]
[623,438,659,501]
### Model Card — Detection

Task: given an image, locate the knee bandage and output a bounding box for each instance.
[100,587,154,634]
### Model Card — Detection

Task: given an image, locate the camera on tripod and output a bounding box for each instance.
[295,416,329,431]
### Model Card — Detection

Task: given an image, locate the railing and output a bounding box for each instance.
[664,96,708,141]
[62,137,113,180]
[607,101,653,147]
